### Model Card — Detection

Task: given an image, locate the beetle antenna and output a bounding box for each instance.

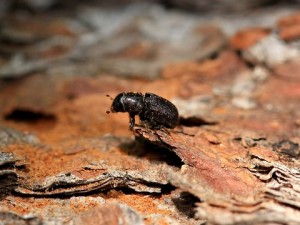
[106,95,113,114]
[106,94,113,100]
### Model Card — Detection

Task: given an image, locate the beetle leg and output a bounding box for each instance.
[129,113,135,130]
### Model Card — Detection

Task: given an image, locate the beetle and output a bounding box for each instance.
[108,92,179,130]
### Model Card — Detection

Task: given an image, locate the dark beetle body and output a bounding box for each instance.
[110,92,179,130]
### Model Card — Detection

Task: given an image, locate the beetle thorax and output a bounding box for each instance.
[121,94,144,114]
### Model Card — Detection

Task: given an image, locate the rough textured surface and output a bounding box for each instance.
[1,2,300,224]
[70,202,144,225]
[134,126,300,224]
[0,151,19,199]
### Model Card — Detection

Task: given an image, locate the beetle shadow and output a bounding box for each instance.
[171,191,201,218]
[118,135,183,168]
[179,116,217,127]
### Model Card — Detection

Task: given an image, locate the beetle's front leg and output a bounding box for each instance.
[129,113,135,130]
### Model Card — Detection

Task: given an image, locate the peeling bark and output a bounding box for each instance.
[134,126,300,224]
[0,152,21,199]
[16,166,171,196]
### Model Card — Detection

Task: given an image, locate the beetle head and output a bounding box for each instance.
[110,93,126,113]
